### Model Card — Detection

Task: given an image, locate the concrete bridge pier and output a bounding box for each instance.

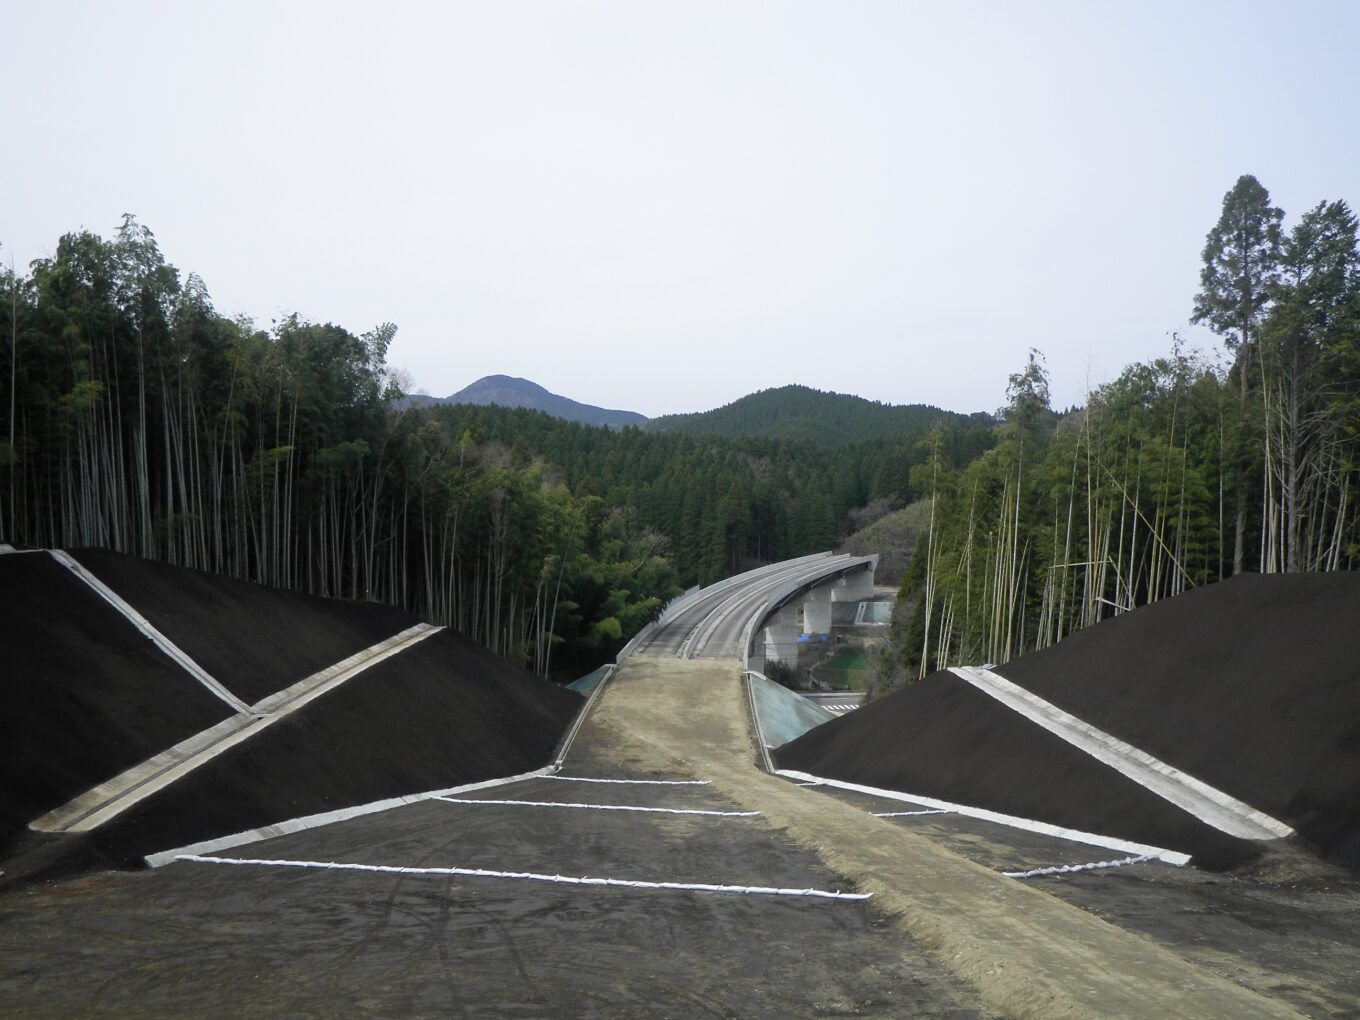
[760,606,801,667]
[830,567,876,602]
[803,587,833,635]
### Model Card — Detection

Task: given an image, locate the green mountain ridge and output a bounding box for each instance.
[642,384,992,446]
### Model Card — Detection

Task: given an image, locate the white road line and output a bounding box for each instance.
[548,776,711,786]
[873,809,950,818]
[173,854,872,900]
[144,767,558,867]
[50,548,253,714]
[949,666,1293,841]
[434,797,759,817]
[34,623,441,833]
[777,768,1191,865]
[1004,854,1157,879]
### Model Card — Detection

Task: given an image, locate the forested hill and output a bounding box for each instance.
[410,374,647,428]
[428,402,994,582]
[642,385,990,445]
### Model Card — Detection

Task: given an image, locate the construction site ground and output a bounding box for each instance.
[4,657,1357,1017]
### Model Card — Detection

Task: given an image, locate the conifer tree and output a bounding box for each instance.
[1192,174,1283,572]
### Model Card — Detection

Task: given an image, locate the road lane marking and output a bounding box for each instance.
[173,854,872,900]
[548,776,711,785]
[776,769,1191,865]
[144,767,558,867]
[434,797,759,817]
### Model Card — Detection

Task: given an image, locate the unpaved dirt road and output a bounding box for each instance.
[577,657,1303,1018]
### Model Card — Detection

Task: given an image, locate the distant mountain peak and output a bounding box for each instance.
[413,375,647,428]
[474,374,551,394]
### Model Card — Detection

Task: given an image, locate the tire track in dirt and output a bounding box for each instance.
[572,656,1302,1019]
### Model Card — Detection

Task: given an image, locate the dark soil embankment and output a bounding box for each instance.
[2,549,580,882]
[779,573,1360,871]
[996,572,1360,868]
[775,671,1259,869]
[81,627,581,869]
[72,547,423,704]
[0,552,232,845]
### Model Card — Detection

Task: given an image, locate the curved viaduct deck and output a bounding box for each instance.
[625,552,877,661]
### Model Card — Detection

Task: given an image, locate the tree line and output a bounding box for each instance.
[0,217,671,676]
[440,402,991,586]
[0,217,989,678]
[17,178,1331,691]
[889,175,1360,687]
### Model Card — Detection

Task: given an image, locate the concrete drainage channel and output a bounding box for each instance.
[947,665,1294,841]
[39,623,443,836]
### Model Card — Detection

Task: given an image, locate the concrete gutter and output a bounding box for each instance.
[144,766,555,868]
[949,666,1294,841]
[551,664,615,768]
[50,549,254,715]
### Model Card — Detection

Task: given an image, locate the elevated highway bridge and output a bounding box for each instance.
[621,551,879,667]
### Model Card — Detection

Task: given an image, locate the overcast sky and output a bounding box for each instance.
[6,1,1358,417]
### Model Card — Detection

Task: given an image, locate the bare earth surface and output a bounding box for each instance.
[3,656,1357,1016]
[0,659,985,1018]
[787,784,1360,1018]
[577,658,1317,1018]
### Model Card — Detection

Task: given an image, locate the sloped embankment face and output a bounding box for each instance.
[70,547,425,704]
[996,572,1360,869]
[83,628,582,868]
[1,549,581,878]
[774,669,1259,869]
[778,573,1360,870]
[0,551,234,847]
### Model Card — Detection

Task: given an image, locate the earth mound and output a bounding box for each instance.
[0,548,581,883]
[777,572,1360,871]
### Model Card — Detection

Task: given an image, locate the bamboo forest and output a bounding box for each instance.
[899,176,1360,682]
[4,175,1359,686]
